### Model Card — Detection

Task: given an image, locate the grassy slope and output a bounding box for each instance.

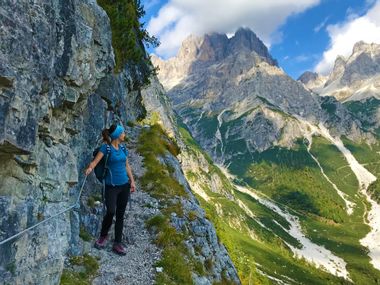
[179,125,349,284]
[234,134,380,284]
[305,136,380,284]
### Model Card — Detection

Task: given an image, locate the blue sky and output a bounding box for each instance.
[141,0,380,79]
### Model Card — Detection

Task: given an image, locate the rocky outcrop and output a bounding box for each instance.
[141,77,177,138]
[162,153,240,284]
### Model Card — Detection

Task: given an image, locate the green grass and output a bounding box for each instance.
[341,136,380,203]
[145,212,195,285]
[138,125,184,200]
[310,136,359,199]
[232,141,348,223]
[198,194,347,285]
[241,135,380,284]
[79,226,92,242]
[60,254,99,285]
[87,193,102,208]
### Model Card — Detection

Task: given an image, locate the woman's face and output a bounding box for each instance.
[119,132,126,141]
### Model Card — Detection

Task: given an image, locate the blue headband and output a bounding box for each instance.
[110,125,124,140]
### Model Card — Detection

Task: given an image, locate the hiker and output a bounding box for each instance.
[85,124,136,255]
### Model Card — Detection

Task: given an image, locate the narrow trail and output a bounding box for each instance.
[90,144,162,285]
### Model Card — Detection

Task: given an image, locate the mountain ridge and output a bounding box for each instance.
[299,41,380,102]
[152,27,277,91]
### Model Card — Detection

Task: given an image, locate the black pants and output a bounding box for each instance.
[100,182,130,243]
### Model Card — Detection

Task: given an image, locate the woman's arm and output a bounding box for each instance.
[85,151,104,176]
[126,159,136,192]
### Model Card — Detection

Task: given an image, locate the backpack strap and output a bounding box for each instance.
[120,144,128,157]
[102,144,111,178]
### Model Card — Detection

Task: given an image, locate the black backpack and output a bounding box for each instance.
[93,144,128,183]
[93,144,111,183]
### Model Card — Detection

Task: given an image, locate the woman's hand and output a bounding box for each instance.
[85,152,104,176]
[130,180,136,192]
[85,166,93,176]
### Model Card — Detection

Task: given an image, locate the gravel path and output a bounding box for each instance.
[89,146,162,285]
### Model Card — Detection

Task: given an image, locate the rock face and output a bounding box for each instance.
[141,77,178,138]
[0,1,121,283]
[154,28,368,165]
[0,1,240,284]
[161,153,240,284]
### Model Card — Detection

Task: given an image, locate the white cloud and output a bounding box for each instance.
[315,1,380,75]
[147,0,320,58]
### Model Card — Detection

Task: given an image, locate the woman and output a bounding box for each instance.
[85,124,136,255]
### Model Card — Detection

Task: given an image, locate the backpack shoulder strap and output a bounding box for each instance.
[120,144,128,156]
[104,144,111,166]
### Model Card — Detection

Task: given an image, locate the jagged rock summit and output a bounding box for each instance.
[152,27,277,90]
[298,71,327,91]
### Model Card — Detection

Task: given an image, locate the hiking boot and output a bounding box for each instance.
[94,235,108,249]
[112,242,127,256]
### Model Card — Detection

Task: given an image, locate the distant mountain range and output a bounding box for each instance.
[298,41,380,136]
[299,41,380,102]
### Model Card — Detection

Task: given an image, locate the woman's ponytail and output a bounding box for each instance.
[101,124,117,144]
[102,129,111,144]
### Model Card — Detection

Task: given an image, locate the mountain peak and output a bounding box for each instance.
[352,41,377,54]
[234,27,259,39]
[154,27,278,90]
[190,27,277,65]
[229,27,277,65]
[196,32,229,62]
[298,71,320,84]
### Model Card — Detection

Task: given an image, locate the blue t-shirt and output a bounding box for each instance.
[99,144,129,186]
